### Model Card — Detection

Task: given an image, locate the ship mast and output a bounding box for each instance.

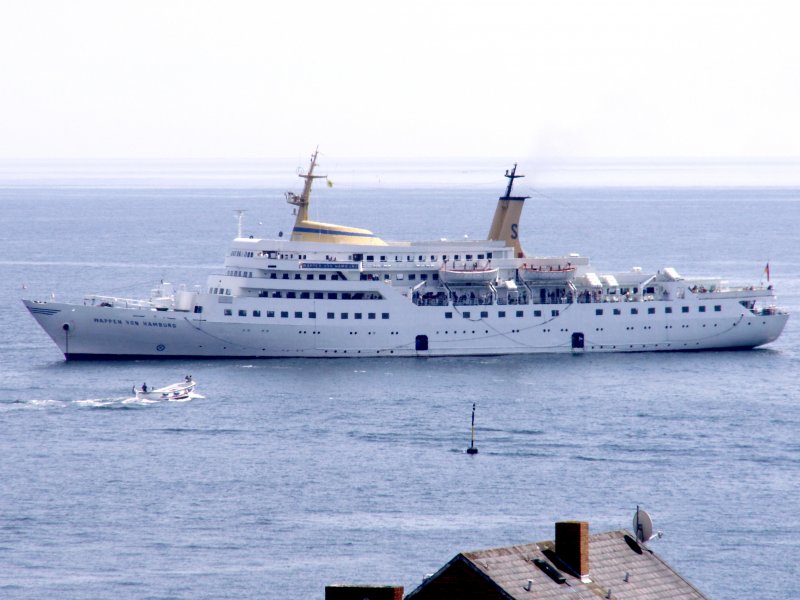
[287,148,327,224]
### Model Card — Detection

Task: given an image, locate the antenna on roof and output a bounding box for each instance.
[467,403,478,455]
[633,506,663,543]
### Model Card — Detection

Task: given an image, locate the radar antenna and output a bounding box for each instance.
[502,163,525,199]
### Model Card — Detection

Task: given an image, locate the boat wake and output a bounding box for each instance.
[73,392,204,409]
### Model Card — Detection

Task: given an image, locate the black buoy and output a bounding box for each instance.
[467,402,478,454]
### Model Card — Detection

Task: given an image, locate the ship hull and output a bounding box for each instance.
[24,298,788,360]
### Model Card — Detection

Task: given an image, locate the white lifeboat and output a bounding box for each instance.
[439,261,498,284]
[519,264,576,282]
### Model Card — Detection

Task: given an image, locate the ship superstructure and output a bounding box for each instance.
[24,151,788,359]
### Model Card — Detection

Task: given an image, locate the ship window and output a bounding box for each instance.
[478,254,485,259]
[665,306,673,314]
[253,310,261,317]
[682,306,689,313]
[294,274,301,280]
[380,256,386,262]
[631,308,638,315]
[699,305,706,312]
[407,256,413,262]
[648,307,655,314]
[287,292,296,298]
[408,274,416,281]
[367,255,374,261]
[454,255,460,260]
[295,311,302,318]
[328,293,337,299]
[360,274,368,280]
[331,274,339,280]
[280,311,288,318]
[272,292,281,298]
[487,252,493,259]
[462,312,471,318]
[432,274,439,281]
[314,292,323,299]
[442,255,448,261]
[418,255,423,261]
[309,312,316,319]
[300,292,310,299]
[396,274,404,280]
[421,274,428,280]
[194,306,203,314]
[596,309,603,315]
[341,313,348,319]
[646,286,655,294]
[368,313,376,319]
[534,310,542,317]
[267,311,275,317]
[318,274,326,280]
[355,313,362,319]
[342,293,351,299]
[498,311,505,318]
[282,273,289,279]
[551,310,559,317]
[466,254,473,260]
[270,273,277,279]
[382,313,389,319]
[613,308,621,315]
[714,305,722,311]
[445,312,453,319]
[306,274,313,280]
[224,309,232,316]
[517,310,524,317]
[327,312,335,319]
[481,311,488,318]
[238,310,247,316]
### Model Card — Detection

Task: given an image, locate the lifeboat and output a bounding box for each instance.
[439,262,499,284]
[519,264,576,282]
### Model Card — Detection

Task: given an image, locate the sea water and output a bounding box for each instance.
[1,160,799,599]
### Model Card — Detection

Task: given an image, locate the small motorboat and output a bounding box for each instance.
[133,376,197,401]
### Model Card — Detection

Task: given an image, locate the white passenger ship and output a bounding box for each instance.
[24,151,788,360]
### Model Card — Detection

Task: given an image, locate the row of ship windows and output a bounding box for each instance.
[210,288,382,300]
[227,271,442,282]
[221,309,390,320]
[437,305,723,319]
[595,305,722,316]
[233,250,496,263]
[195,305,724,319]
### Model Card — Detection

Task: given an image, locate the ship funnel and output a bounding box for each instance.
[487,163,528,257]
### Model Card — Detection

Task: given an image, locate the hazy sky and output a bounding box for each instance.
[2,0,798,160]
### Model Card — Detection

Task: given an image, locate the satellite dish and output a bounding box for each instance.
[633,507,653,543]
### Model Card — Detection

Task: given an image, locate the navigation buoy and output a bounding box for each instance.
[467,402,478,454]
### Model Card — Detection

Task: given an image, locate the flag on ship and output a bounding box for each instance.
[764,262,770,282]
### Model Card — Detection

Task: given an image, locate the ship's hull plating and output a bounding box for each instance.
[24,298,788,360]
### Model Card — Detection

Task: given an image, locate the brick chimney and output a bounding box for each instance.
[325,585,404,600]
[555,521,589,578]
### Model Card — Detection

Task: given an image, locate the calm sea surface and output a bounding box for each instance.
[1,161,799,599]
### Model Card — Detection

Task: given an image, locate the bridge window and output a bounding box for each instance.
[280,311,288,318]
[498,311,505,318]
[253,310,261,317]
[534,310,542,317]
[699,305,706,312]
[368,313,376,319]
[295,312,302,318]
[682,306,690,313]
[238,310,247,316]
[382,313,389,319]
[309,312,316,318]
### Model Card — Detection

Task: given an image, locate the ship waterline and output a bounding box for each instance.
[23,152,788,360]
